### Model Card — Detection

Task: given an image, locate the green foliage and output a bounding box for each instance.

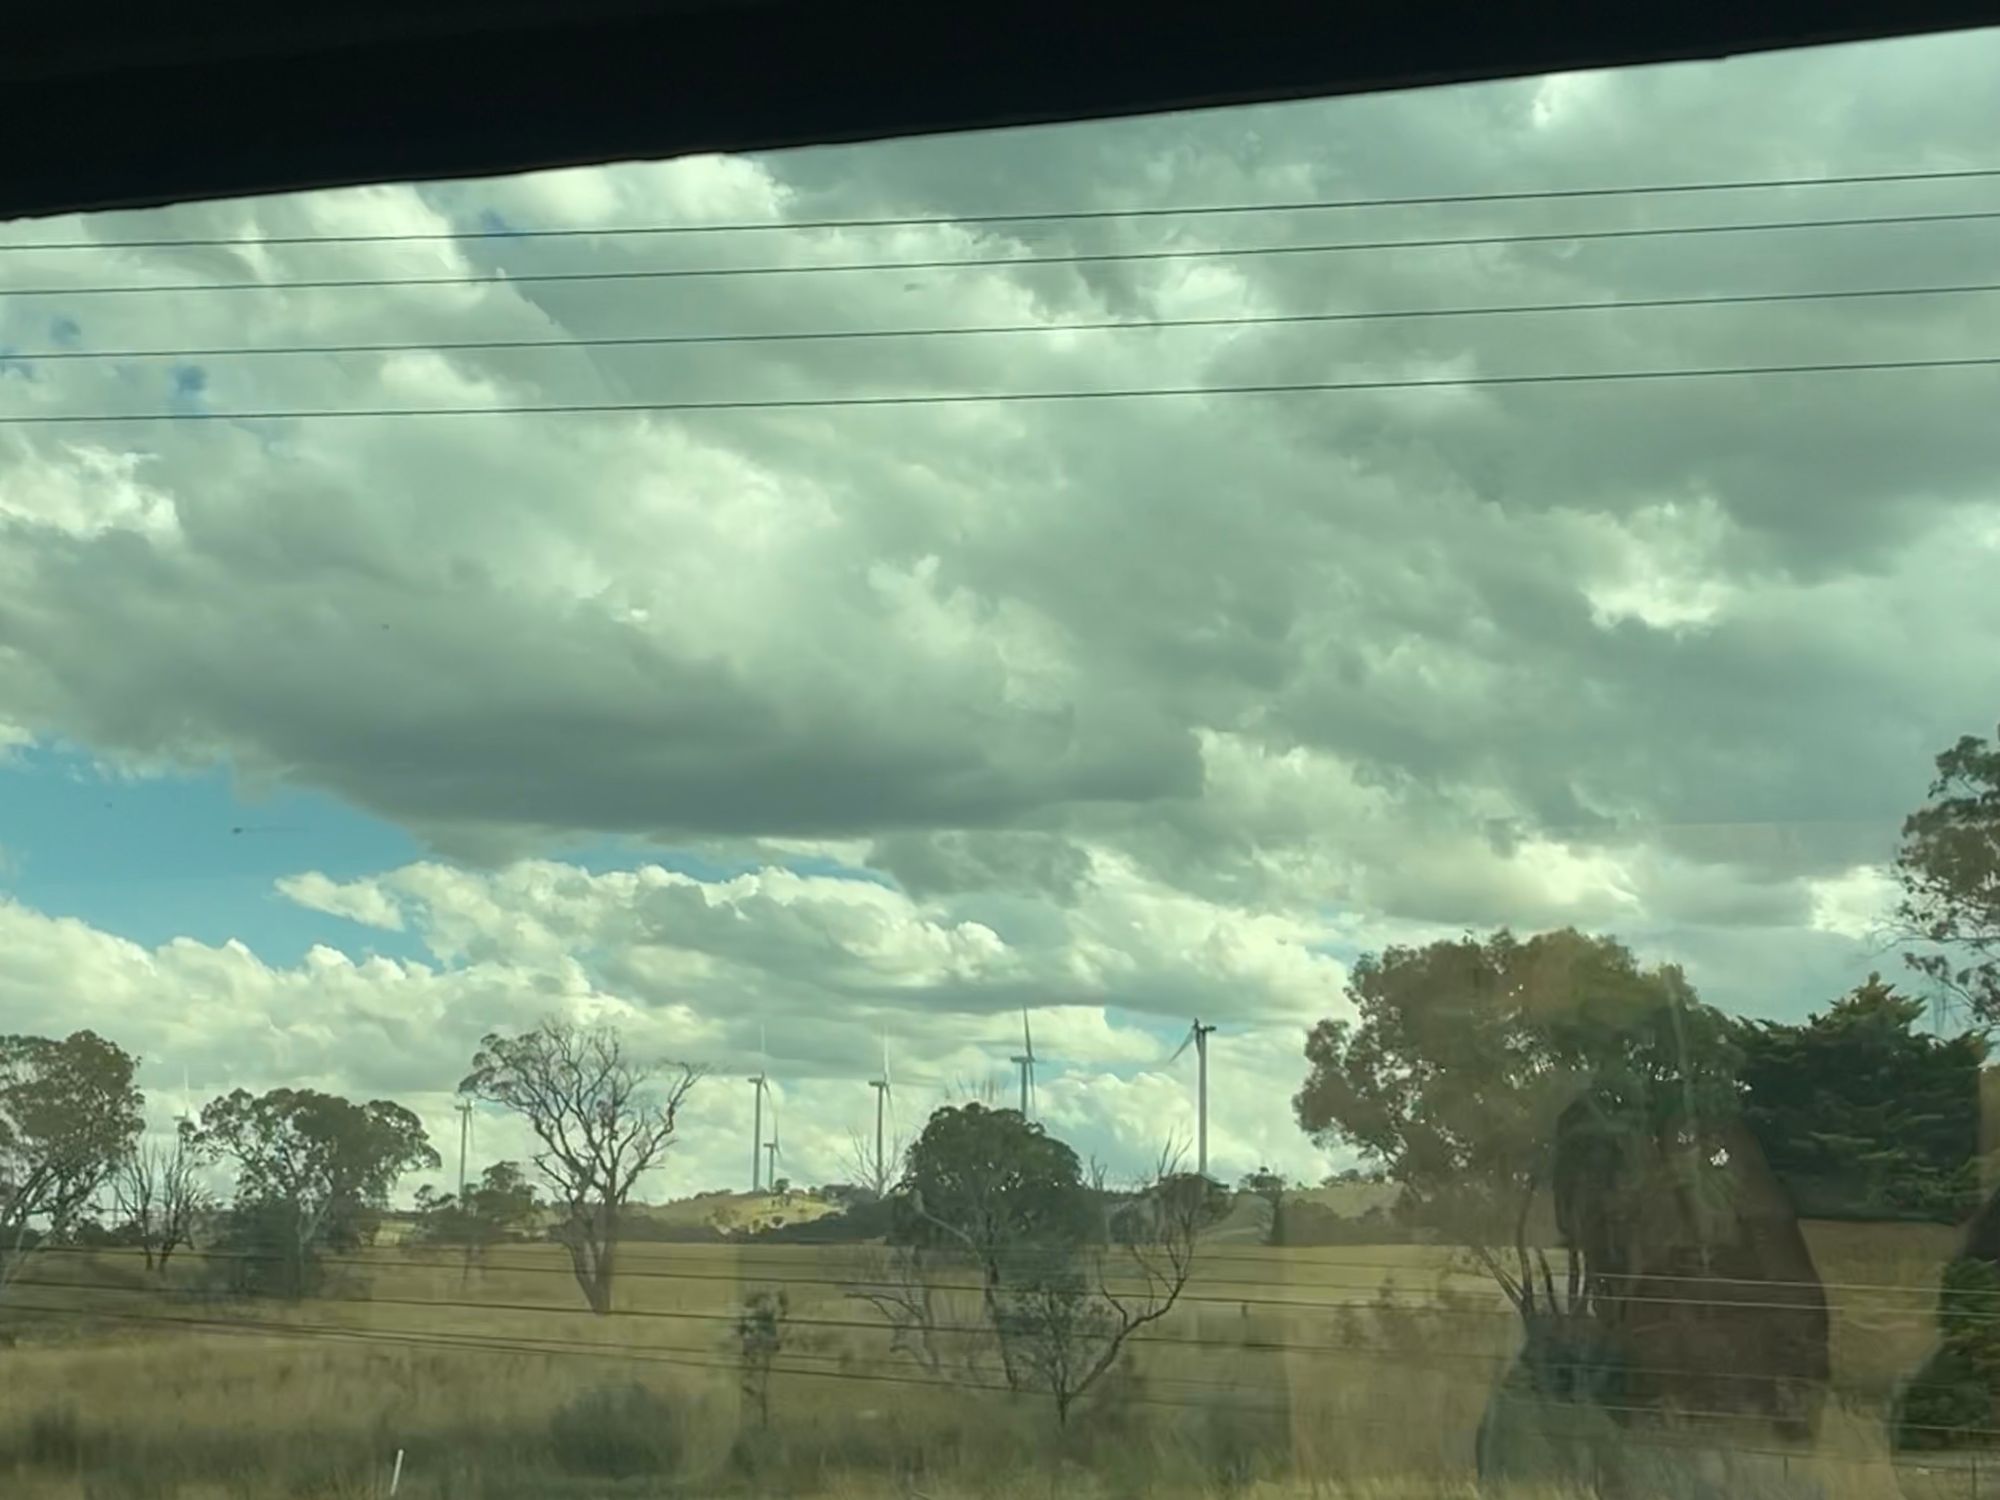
[1897,1257,2000,1448]
[412,1160,541,1248]
[1897,724,2000,1021]
[205,1197,330,1300]
[895,1102,1096,1279]
[1,1030,144,1280]
[195,1087,437,1297]
[735,1289,789,1427]
[546,1382,685,1478]
[1736,975,1985,1222]
[1292,928,1739,1250]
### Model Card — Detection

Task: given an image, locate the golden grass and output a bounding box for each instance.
[0,1221,1978,1499]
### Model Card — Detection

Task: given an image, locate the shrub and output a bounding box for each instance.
[546,1381,684,1478]
[26,1402,83,1468]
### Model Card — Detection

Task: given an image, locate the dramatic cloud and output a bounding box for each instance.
[3,30,1996,1185]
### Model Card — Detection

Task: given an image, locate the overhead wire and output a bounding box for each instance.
[9,1293,1995,1459]
[12,161,2000,250]
[8,352,2000,426]
[7,206,2000,298]
[7,277,2000,364]
[22,1235,1980,1305]
[10,1268,1965,1400]
[17,1242,1969,1321]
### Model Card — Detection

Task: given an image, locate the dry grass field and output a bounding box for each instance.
[0,1220,1984,1499]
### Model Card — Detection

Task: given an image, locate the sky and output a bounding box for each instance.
[3,28,2000,1202]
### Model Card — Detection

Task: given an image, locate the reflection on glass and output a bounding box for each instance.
[5,23,2000,1500]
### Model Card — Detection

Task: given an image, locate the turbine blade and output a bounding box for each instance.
[1022,1006,1034,1062]
[1169,1024,1196,1063]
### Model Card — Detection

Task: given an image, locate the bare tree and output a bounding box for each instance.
[1005,1149,1223,1426]
[112,1123,208,1273]
[839,1122,908,1200]
[460,1019,704,1314]
[845,1240,996,1386]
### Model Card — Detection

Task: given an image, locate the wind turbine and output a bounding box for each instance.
[1170,1018,1219,1178]
[868,1032,894,1196]
[1011,1008,1037,1120]
[764,1093,782,1192]
[749,1025,772,1193]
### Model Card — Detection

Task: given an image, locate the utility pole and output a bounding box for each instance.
[749,1073,767,1192]
[1193,1020,1217,1178]
[455,1100,472,1200]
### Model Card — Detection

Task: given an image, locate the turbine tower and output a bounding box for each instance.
[1171,1018,1219,1177]
[868,1033,894,1196]
[764,1095,782,1191]
[455,1098,473,1200]
[749,1070,769,1191]
[1010,1007,1037,1119]
[749,1026,775,1192]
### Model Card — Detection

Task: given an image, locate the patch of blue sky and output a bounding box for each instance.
[0,743,425,965]
[0,748,894,969]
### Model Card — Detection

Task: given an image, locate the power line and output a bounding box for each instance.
[11,1269,1951,1400]
[9,207,2000,298]
[9,351,2000,426]
[15,163,2000,251]
[0,1286,1898,1417]
[11,1294,1991,1458]
[26,1237,1979,1310]
[15,1244,1952,1323]
[10,277,2000,364]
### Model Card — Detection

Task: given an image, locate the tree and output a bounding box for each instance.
[896,1103,1096,1295]
[413,1160,542,1250]
[111,1122,209,1273]
[1735,975,1985,1222]
[460,1020,704,1314]
[1896,725,2000,1023]
[840,1121,909,1202]
[866,1104,1093,1394]
[1295,928,1831,1480]
[1,1031,144,1290]
[1236,1165,1286,1245]
[196,1088,436,1298]
[879,1105,1216,1423]
[735,1289,790,1429]
[1005,1160,1226,1426]
[1292,928,1740,1296]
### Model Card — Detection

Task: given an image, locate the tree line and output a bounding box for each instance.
[1288,721,2000,1474]
[0,1010,1226,1429]
[7,719,2000,1444]
[0,1019,702,1309]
